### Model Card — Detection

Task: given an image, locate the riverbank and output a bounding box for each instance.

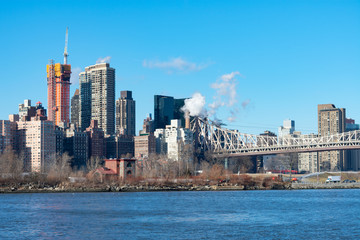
[2,181,360,194]
[0,180,291,193]
[2,172,360,193]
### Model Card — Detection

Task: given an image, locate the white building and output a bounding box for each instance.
[154,120,193,161]
[278,119,295,142]
[17,119,56,172]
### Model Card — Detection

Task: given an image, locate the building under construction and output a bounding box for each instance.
[47,28,71,126]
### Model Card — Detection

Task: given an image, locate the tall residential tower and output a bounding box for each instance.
[47,28,71,126]
[116,91,136,136]
[79,63,115,135]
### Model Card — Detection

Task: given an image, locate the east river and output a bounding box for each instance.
[1,189,360,239]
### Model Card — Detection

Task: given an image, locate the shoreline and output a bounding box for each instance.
[1,182,360,194]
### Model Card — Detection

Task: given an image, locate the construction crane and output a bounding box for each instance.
[64,27,69,64]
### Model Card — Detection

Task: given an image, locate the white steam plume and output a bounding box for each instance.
[181,92,206,117]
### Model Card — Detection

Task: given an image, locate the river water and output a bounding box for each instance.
[0,189,359,239]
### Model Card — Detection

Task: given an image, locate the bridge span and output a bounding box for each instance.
[191,117,360,157]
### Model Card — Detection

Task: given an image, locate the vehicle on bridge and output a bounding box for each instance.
[325,176,341,183]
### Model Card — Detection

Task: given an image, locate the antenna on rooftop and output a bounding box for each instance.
[64,27,69,64]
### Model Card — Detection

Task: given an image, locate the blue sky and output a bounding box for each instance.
[1,0,360,135]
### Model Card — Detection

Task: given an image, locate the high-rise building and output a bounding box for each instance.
[79,72,91,131]
[79,63,115,135]
[71,89,80,128]
[174,98,186,128]
[154,95,174,129]
[47,61,71,126]
[46,28,71,126]
[116,91,135,136]
[17,119,55,172]
[154,95,188,129]
[318,104,346,171]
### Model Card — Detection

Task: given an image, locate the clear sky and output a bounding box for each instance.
[1,0,359,135]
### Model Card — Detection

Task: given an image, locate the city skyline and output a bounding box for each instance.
[1,1,360,135]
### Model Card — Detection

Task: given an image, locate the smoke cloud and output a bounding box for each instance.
[181,92,206,117]
[96,56,112,64]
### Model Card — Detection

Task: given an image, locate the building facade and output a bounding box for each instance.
[86,120,105,159]
[71,89,80,128]
[134,134,156,160]
[154,119,193,161]
[318,104,346,171]
[116,90,135,136]
[17,119,56,172]
[47,60,71,126]
[88,63,115,135]
[79,71,91,131]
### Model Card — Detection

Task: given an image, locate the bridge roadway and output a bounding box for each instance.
[191,117,360,157]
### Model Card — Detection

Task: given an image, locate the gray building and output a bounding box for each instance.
[79,72,91,131]
[318,104,346,171]
[116,91,135,136]
[79,63,115,135]
[71,89,80,128]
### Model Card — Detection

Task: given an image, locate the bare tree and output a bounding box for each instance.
[0,146,24,179]
[86,156,102,172]
[47,152,72,181]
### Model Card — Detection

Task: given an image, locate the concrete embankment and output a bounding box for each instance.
[291,182,360,189]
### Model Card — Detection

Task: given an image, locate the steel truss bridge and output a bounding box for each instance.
[191,117,360,157]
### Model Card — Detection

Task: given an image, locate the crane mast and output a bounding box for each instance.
[64,27,69,64]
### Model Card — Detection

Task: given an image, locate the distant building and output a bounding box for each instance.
[0,118,17,153]
[71,89,80,128]
[278,119,295,143]
[79,72,91,131]
[94,158,137,182]
[115,135,134,158]
[79,63,115,135]
[297,133,318,173]
[154,119,193,161]
[18,99,36,120]
[17,119,55,172]
[116,90,135,136]
[86,120,105,159]
[345,118,360,171]
[134,134,156,160]
[318,104,346,171]
[154,95,188,129]
[139,114,155,135]
[64,123,89,169]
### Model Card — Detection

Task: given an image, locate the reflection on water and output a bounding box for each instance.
[1,190,360,239]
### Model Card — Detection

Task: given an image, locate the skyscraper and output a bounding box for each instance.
[154,95,174,129]
[71,89,80,128]
[116,90,135,136]
[79,63,115,135]
[79,72,91,131]
[47,29,71,126]
[318,104,346,171]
